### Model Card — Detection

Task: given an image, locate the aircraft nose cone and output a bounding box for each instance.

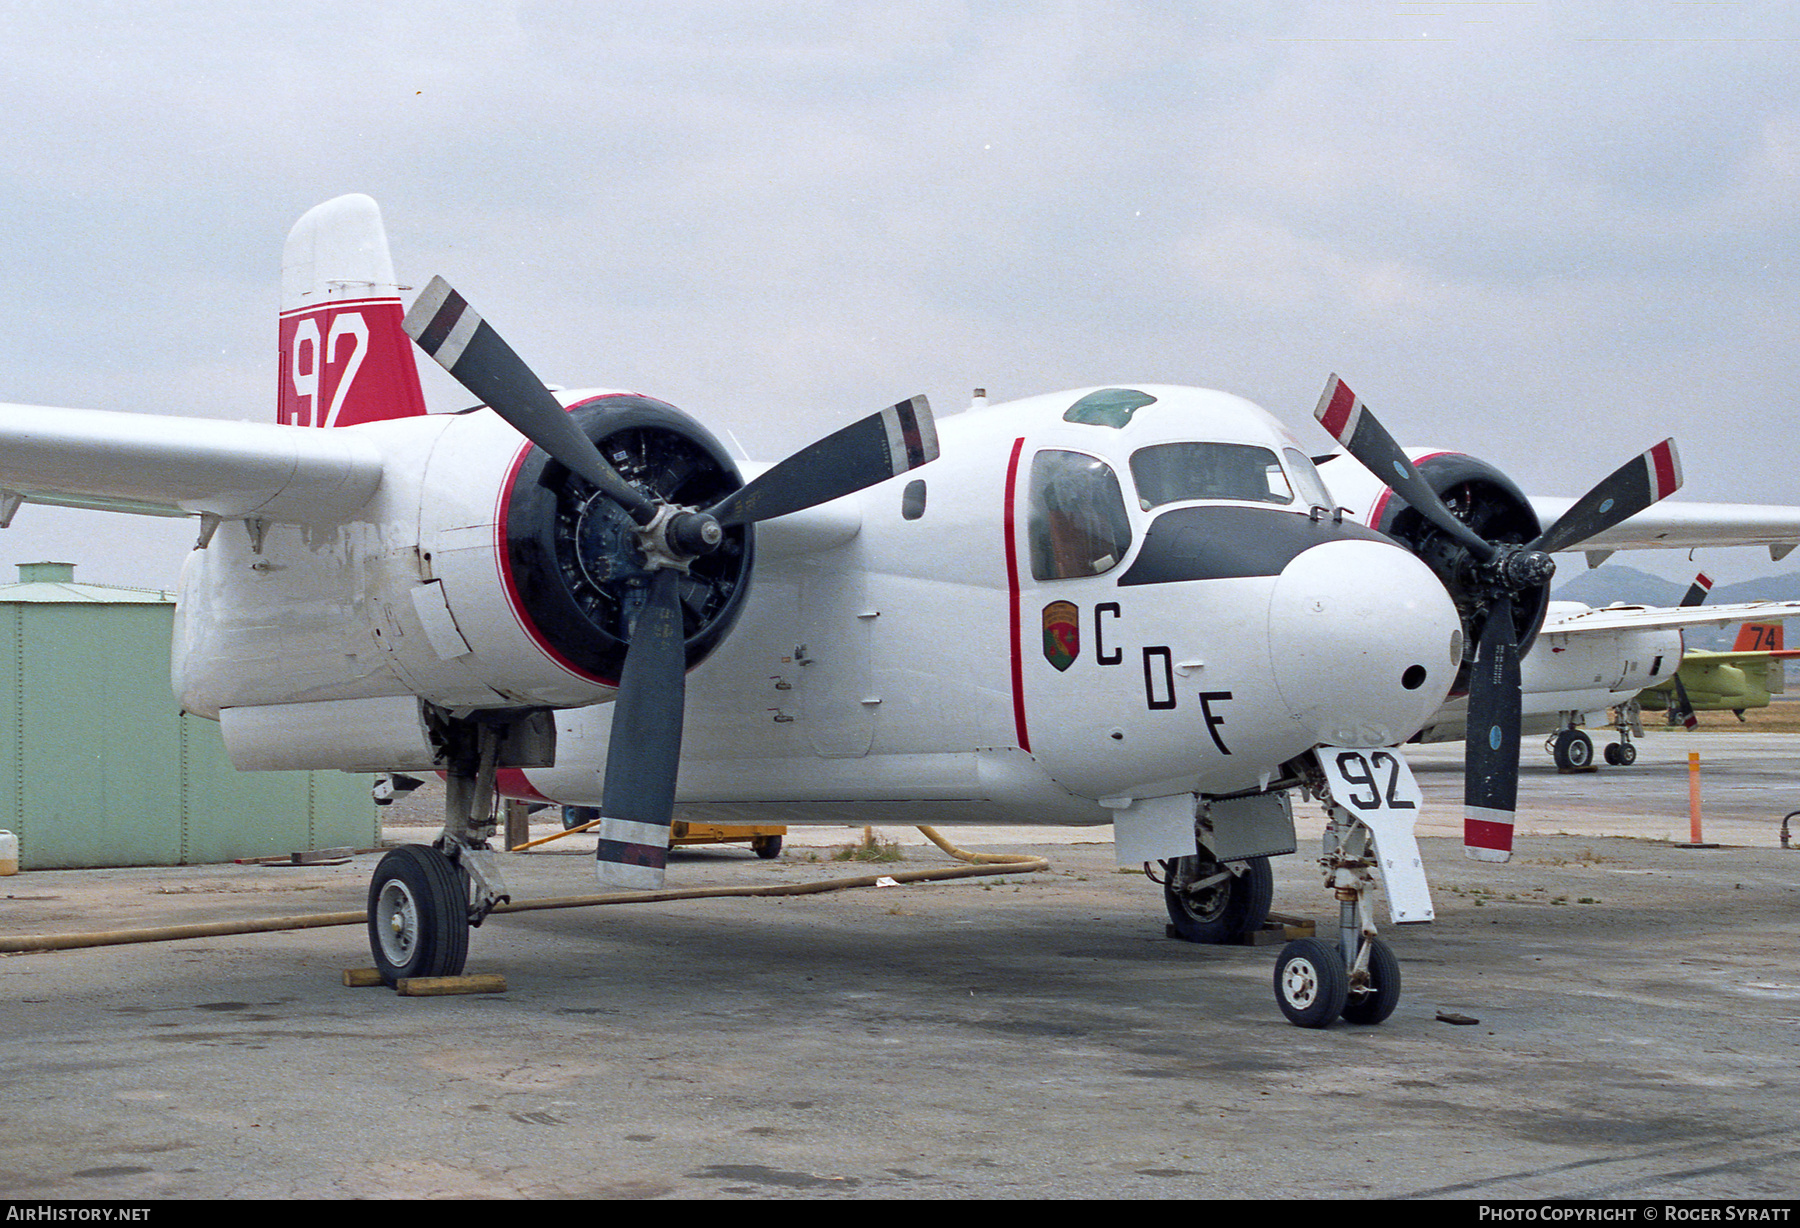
[1267,539,1462,747]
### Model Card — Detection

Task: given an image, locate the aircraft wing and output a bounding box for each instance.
[1530,497,1800,556]
[0,402,383,525]
[1675,647,1800,664]
[1540,599,1800,636]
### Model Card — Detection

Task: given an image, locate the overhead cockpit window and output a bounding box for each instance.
[1028,450,1134,580]
[1129,442,1293,510]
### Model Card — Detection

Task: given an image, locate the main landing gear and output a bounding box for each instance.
[366,717,518,986]
[1157,854,1274,944]
[1548,726,1594,770]
[369,844,469,982]
[1547,702,1642,770]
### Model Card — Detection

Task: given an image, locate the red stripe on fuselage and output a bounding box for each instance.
[1003,436,1030,753]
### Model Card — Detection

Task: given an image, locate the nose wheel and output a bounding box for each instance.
[1273,938,1347,1027]
[1274,931,1401,1027]
[1340,935,1401,1024]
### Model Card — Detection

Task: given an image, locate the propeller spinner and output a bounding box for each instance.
[1315,375,1681,863]
[404,277,939,887]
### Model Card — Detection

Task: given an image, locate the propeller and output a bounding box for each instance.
[1315,375,1682,863]
[1670,673,1700,731]
[1679,572,1714,610]
[1661,572,1711,728]
[404,277,939,887]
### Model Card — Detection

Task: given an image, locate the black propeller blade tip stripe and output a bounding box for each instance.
[885,395,939,471]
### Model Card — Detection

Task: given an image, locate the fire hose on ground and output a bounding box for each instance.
[0,827,1048,954]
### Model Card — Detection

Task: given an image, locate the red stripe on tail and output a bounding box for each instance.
[278,297,429,427]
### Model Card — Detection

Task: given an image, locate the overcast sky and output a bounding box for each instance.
[0,2,1795,591]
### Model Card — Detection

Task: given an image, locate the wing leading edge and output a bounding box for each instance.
[0,402,383,526]
[1540,599,1800,636]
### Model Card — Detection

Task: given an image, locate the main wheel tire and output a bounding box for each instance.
[1340,936,1401,1025]
[368,845,470,987]
[1552,729,1594,770]
[1274,938,1348,1028]
[1163,856,1274,944]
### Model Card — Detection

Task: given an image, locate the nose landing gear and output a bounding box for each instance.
[1275,747,1431,1027]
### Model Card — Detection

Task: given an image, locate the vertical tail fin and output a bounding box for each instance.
[277,195,429,427]
[1733,622,1784,652]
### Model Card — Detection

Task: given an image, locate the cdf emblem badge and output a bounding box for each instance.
[1042,600,1079,672]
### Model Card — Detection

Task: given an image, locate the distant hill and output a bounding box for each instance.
[1552,563,1800,652]
[1552,564,1683,609]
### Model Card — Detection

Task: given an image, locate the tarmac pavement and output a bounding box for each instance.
[1,727,1797,1199]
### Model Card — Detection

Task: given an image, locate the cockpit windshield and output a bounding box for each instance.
[1129,442,1293,509]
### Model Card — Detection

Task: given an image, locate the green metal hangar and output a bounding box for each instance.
[0,562,373,869]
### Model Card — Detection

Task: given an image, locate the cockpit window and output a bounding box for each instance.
[1028,450,1133,580]
[1129,442,1293,510]
[1283,447,1335,510]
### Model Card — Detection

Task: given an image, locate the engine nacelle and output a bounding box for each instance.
[178,393,752,762]
[1317,448,1550,687]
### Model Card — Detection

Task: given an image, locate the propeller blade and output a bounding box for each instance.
[1313,375,1497,562]
[1671,673,1699,730]
[1679,572,1714,609]
[708,395,937,528]
[1464,593,1522,863]
[1530,439,1681,556]
[594,568,688,889]
[404,276,657,524]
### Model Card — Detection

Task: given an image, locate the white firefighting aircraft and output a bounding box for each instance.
[2,196,1795,1028]
[1403,574,1800,768]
